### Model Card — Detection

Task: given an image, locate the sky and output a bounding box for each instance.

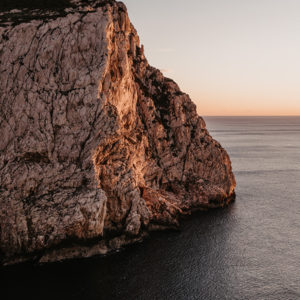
[122,0,300,116]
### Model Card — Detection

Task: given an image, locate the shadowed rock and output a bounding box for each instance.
[0,0,235,265]
[0,0,72,10]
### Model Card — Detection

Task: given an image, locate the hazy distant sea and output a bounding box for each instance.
[1,117,300,300]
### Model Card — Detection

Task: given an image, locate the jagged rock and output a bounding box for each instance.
[0,0,236,265]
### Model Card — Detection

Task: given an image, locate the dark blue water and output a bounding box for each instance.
[1,117,300,300]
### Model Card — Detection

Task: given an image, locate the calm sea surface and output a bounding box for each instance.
[1,117,300,300]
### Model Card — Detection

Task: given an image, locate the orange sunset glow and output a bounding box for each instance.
[123,0,300,116]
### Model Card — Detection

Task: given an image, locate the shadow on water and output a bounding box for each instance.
[1,206,238,300]
[1,117,300,300]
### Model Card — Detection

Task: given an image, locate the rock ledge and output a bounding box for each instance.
[0,0,235,265]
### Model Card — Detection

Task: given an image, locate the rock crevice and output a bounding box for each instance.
[0,0,235,265]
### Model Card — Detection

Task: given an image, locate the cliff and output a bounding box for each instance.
[0,0,236,265]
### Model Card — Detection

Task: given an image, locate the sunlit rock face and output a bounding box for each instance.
[0,0,236,265]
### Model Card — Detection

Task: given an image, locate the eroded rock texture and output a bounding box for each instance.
[0,0,235,265]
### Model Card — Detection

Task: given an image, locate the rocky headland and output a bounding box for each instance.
[0,0,236,265]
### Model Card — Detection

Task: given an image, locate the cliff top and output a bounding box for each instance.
[0,0,73,11]
[0,0,113,11]
[0,0,118,27]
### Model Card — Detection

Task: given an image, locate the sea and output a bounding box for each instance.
[1,116,300,300]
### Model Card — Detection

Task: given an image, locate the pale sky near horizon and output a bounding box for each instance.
[122,0,300,116]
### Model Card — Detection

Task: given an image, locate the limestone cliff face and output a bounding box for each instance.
[0,0,236,265]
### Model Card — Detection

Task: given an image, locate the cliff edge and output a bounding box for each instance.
[0,0,236,265]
